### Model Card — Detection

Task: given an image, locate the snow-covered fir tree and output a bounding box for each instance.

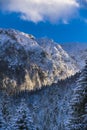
[2,94,11,122]
[67,60,87,130]
[0,92,12,130]
[12,98,36,130]
[0,105,5,130]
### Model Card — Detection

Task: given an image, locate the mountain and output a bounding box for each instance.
[0,66,86,130]
[0,29,78,93]
[0,72,80,130]
[0,28,86,130]
[61,43,87,69]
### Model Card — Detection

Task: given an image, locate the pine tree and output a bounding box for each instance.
[67,60,87,130]
[12,98,36,130]
[0,107,5,130]
[0,92,11,130]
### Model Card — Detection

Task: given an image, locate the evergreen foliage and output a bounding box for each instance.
[67,60,87,130]
[12,98,36,130]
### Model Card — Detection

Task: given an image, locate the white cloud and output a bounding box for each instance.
[0,0,79,23]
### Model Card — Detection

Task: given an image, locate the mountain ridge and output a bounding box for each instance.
[61,42,87,69]
[0,28,78,93]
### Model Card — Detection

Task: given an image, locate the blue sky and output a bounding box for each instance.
[0,0,87,43]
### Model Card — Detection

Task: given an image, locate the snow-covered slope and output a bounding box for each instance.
[0,65,86,130]
[0,73,80,130]
[0,29,78,92]
[37,38,78,79]
[61,43,87,69]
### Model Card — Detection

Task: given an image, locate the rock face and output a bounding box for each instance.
[0,29,78,92]
[61,43,87,69]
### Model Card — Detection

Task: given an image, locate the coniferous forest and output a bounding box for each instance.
[0,62,86,130]
[0,29,87,130]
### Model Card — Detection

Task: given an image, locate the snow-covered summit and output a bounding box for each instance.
[0,29,78,92]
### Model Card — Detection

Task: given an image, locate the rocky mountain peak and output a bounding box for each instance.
[0,29,78,93]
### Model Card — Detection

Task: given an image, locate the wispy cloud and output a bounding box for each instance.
[0,0,80,23]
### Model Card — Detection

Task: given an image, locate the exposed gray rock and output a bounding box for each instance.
[0,29,78,92]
